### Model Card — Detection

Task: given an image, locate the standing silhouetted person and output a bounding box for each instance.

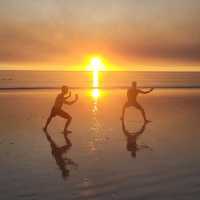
[43,86,78,134]
[121,82,153,122]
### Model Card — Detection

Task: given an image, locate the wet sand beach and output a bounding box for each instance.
[0,89,200,200]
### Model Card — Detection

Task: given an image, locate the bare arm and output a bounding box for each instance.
[64,94,78,105]
[64,91,71,100]
[138,88,154,94]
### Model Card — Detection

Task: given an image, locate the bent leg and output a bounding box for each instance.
[44,108,57,132]
[121,102,130,120]
[57,110,72,133]
[44,115,53,132]
[134,102,148,122]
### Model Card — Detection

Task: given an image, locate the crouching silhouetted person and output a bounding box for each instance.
[121,82,153,122]
[44,85,78,134]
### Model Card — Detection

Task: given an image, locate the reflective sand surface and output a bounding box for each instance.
[0,89,200,200]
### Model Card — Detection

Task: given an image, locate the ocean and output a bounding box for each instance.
[1,70,200,89]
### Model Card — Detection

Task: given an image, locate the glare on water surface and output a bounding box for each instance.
[87,57,105,99]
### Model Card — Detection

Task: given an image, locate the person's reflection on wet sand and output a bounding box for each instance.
[121,118,151,158]
[44,131,78,180]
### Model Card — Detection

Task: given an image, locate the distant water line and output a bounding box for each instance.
[1,71,200,89]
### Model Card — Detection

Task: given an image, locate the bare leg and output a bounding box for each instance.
[135,102,149,122]
[64,116,72,133]
[57,110,72,134]
[121,102,129,120]
[44,116,53,132]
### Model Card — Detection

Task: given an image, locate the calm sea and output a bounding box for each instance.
[1,70,200,89]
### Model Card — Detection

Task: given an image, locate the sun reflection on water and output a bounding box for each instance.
[87,57,104,153]
[88,57,103,100]
[92,89,100,100]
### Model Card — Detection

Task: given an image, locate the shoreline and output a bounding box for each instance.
[1,86,200,91]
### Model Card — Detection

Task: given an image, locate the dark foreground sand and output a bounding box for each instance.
[0,89,200,200]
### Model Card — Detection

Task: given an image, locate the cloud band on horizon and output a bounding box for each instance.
[0,0,200,70]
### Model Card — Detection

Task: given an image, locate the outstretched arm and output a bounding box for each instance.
[64,94,78,105]
[64,91,71,100]
[138,88,154,94]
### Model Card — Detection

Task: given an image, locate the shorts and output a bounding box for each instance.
[50,107,71,119]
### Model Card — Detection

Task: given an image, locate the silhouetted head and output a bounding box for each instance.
[61,85,69,94]
[132,81,137,89]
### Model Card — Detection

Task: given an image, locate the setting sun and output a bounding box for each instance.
[91,58,101,71]
[86,57,106,72]
[87,57,105,88]
[86,57,105,99]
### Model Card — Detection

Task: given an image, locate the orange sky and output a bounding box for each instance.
[0,0,200,71]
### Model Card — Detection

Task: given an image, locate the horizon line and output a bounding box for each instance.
[1,69,200,73]
[1,86,200,90]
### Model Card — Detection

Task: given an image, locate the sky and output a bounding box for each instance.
[0,0,200,71]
